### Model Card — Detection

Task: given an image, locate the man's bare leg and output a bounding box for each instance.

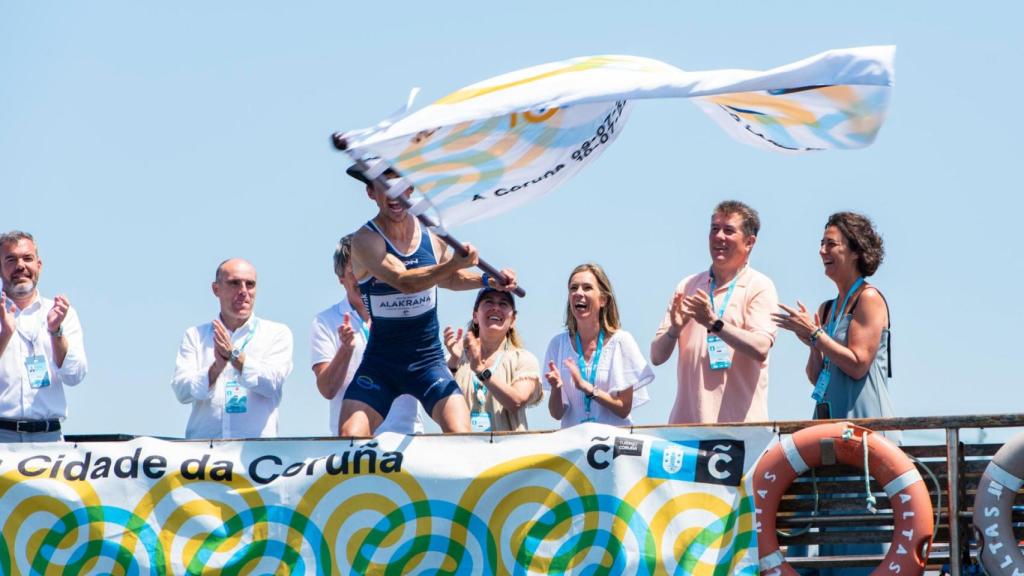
[339,399,385,437]
[431,394,471,433]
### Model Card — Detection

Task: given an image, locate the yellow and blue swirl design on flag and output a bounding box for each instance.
[344,47,894,228]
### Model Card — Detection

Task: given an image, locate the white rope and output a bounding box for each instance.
[862,433,877,513]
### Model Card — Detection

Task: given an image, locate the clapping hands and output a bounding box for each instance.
[772,301,820,345]
[46,295,70,334]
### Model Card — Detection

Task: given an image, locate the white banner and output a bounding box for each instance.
[343,46,894,227]
[0,424,774,574]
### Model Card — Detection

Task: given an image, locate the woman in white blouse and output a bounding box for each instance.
[544,263,654,428]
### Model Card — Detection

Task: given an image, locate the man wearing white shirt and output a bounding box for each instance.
[311,234,423,436]
[171,258,293,439]
[0,231,87,442]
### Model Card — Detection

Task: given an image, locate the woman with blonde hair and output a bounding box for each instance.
[544,263,654,428]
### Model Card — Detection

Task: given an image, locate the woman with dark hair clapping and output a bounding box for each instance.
[774,212,897,576]
[774,211,894,424]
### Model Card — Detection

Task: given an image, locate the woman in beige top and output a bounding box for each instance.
[443,288,542,432]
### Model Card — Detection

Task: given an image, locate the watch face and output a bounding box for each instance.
[231,348,241,360]
[478,369,491,381]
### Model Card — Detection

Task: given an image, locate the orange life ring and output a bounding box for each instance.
[753,422,934,575]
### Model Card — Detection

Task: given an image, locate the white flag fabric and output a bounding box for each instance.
[343,46,894,227]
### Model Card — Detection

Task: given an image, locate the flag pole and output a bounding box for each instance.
[332,133,526,298]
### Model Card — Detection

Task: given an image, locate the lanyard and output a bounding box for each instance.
[709,267,743,319]
[472,341,508,406]
[230,319,260,354]
[14,308,44,355]
[813,277,864,402]
[825,277,864,339]
[575,330,605,416]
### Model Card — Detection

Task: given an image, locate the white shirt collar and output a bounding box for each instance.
[13,293,43,315]
[220,314,257,336]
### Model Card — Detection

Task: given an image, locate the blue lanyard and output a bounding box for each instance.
[813,278,864,403]
[709,267,742,319]
[574,330,604,415]
[825,277,864,339]
[233,319,260,353]
[472,342,508,405]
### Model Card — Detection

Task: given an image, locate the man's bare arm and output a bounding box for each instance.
[351,228,478,294]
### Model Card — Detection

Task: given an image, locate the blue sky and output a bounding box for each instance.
[3,2,1020,440]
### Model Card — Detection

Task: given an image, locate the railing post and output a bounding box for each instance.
[946,427,962,576]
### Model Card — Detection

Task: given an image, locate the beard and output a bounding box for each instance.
[5,278,36,298]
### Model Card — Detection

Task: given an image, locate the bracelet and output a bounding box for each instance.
[809,327,823,343]
[586,389,596,399]
[481,272,490,288]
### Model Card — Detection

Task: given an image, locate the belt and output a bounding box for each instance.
[0,419,61,433]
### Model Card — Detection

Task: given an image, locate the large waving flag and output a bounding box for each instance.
[341,46,894,227]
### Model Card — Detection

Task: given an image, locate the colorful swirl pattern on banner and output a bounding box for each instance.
[0,424,773,574]
[344,47,894,228]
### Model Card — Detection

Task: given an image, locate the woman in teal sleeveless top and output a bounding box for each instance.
[774,211,893,422]
[773,211,894,576]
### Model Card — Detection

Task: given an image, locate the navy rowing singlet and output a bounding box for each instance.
[358,219,444,367]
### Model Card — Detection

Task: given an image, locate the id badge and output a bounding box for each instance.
[470,411,492,432]
[225,380,248,414]
[811,366,831,402]
[707,335,732,370]
[25,355,51,389]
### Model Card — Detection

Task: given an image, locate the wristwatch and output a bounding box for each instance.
[710,319,725,333]
[48,324,64,337]
[230,347,242,362]
[475,368,492,382]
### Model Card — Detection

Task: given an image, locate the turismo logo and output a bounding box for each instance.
[585,436,645,470]
[646,439,744,487]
